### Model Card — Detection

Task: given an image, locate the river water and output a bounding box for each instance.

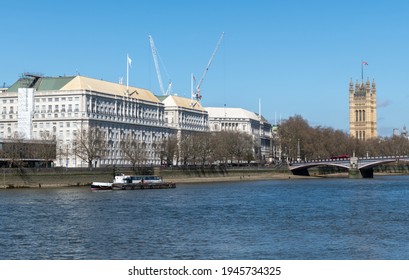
[1,176,409,260]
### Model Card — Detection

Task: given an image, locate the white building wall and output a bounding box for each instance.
[17,88,35,139]
[0,86,172,167]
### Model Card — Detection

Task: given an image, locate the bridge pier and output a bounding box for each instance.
[348,168,361,179]
[348,168,374,178]
[349,156,374,178]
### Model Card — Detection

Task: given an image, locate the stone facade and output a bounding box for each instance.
[1,75,170,167]
[349,78,377,140]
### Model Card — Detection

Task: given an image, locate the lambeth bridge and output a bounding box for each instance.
[288,155,409,178]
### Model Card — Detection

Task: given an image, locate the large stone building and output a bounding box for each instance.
[1,74,212,168]
[1,73,272,167]
[2,74,174,167]
[349,78,377,140]
[206,107,272,162]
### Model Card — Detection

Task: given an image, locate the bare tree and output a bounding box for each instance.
[2,132,26,168]
[210,131,256,165]
[158,134,178,166]
[193,132,213,166]
[179,133,196,166]
[211,131,228,165]
[36,131,57,167]
[120,136,147,170]
[73,127,105,168]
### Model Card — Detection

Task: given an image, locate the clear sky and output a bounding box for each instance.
[1,0,409,136]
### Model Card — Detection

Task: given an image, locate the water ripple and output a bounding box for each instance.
[1,177,409,259]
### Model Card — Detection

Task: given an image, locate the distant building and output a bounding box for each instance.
[393,126,408,138]
[206,107,272,162]
[402,126,408,137]
[349,78,377,140]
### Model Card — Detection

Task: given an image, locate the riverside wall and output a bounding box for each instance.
[2,163,408,188]
[0,166,290,188]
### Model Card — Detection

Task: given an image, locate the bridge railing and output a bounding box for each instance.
[289,155,409,165]
[289,158,350,164]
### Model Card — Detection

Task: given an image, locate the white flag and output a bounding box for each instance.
[127,55,132,67]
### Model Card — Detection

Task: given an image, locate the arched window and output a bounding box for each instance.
[359,110,362,122]
[355,110,358,122]
[363,110,366,122]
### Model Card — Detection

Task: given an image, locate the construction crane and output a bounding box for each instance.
[192,32,224,101]
[149,35,172,96]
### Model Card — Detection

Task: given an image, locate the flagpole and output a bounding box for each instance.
[126,54,129,94]
[361,60,363,81]
[190,73,193,102]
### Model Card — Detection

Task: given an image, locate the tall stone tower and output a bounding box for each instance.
[349,78,377,140]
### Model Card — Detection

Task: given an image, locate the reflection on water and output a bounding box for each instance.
[1,176,409,259]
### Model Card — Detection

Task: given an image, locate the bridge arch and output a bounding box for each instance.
[289,157,403,178]
[289,161,350,176]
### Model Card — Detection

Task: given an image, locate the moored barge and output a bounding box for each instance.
[91,174,176,191]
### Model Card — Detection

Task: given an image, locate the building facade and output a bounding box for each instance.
[349,78,377,140]
[206,107,273,162]
[159,95,209,134]
[1,74,273,167]
[2,74,172,167]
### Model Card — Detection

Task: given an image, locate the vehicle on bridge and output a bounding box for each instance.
[330,154,349,160]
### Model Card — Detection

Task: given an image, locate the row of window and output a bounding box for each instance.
[33,121,77,129]
[178,114,208,126]
[35,104,80,113]
[35,97,79,103]
[356,130,366,140]
[220,122,247,131]
[88,99,161,120]
[355,110,366,122]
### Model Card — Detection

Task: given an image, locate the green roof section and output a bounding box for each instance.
[155,95,168,102]
[6,76,75,92]
[37,76,75,91]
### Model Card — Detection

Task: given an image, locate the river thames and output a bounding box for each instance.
[1,175,409,260]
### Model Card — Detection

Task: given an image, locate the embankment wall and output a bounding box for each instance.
[0,166,290,188]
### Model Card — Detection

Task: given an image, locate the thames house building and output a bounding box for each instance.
[2,74,175,167]
[1,74,272,167]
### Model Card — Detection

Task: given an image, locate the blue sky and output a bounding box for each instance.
[2,0,409,136]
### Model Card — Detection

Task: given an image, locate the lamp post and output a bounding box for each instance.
[297,139,301,162]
